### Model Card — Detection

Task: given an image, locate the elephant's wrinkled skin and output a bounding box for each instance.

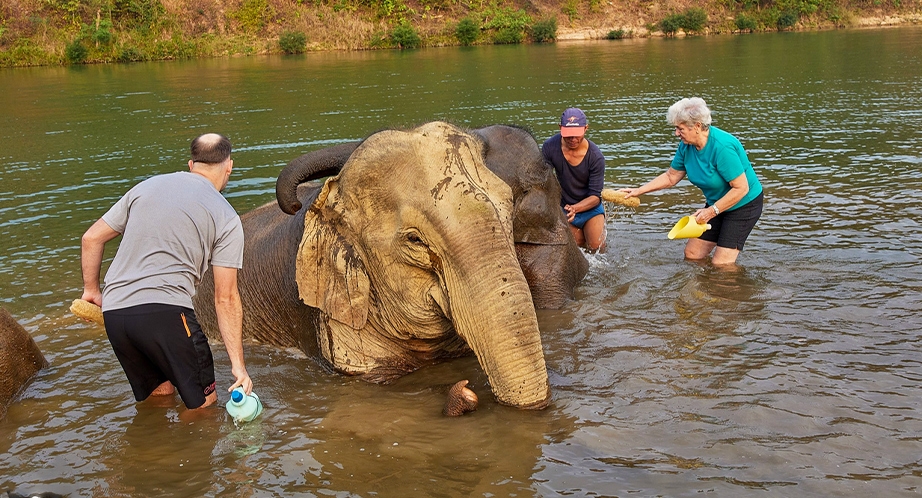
[195,122,566,408]
[0,307,48,419]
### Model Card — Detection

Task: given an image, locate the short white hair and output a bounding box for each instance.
[667,97,712,129]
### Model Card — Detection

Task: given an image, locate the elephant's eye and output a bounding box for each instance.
[407,233,422,244]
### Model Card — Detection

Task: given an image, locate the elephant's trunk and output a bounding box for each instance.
[445,245,551,409]
[276,141,360,214]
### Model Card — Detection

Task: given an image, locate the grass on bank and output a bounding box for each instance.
[0,0,913,66]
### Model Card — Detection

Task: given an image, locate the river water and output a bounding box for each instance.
[1,27,921,497]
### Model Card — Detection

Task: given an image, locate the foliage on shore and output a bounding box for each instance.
[0,0,918,66]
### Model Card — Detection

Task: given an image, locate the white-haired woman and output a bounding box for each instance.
[621,98,764,266]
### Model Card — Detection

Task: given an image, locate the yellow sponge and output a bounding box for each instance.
[601,188,641,208]
[70,299,104,326]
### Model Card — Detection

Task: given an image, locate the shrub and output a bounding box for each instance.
[530,18,557,43]
[659,13,683,36]
[735,14,757,32]
[493,26,523,44]
[390,23,420,49]
[680,7,707,33]
[455,17,479,45]
[279,30,307,54]
[117,47,144,62]
[80,19,114,46]
[65,40,88,63]
[606,29,626,39]
[776,10,798,30]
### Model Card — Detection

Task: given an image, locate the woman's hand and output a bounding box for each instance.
[693,207,717,225]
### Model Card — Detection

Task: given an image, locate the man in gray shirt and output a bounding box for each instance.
[81,133,253,410]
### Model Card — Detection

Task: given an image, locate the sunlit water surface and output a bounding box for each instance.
[1,27,921,497]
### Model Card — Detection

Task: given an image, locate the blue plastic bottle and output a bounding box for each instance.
[226,387,263,422]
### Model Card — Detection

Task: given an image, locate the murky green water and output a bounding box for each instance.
[2,27,921,496]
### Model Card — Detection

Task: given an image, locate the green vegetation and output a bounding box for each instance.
[455,17,479,45]
[735,14,758,32]
[117,47,144,62]
[681,8,708,33]
[530,18,557,42]
[279,31,307,54]
[493,26,523,44]
[230,0,275,34]
[390,22,421,48]
[481,4,531,38]
[659,7,708,36]
[776,9,800,30]
[658,13,684,36]
[562,0,580,21]
[0,0,914,67]
[65,39,88,63]
[449,3,528,44]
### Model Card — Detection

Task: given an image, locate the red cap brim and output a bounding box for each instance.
[560,126,586,137]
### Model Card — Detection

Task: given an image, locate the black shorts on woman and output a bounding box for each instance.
[699,192,764,251]
[103,304,216,409]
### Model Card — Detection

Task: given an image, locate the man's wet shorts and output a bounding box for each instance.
[569,203,605,229]
[103,303,216,409]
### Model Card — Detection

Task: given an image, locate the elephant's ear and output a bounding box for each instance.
[295,178,370,330]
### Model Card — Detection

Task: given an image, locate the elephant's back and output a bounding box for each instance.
[195,184,323,349]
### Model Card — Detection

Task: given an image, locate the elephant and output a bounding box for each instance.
[0,307,48,419]
[194,122,588,409]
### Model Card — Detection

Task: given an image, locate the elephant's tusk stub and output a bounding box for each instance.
[443,380,479,416]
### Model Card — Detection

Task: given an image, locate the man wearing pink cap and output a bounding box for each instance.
[542,108,607,253]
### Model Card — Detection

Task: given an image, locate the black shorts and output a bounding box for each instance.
[699,192,764,250]
[103,303,215,409]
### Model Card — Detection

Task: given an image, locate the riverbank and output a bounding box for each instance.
[1,0,919,67]
[555,11,922,41]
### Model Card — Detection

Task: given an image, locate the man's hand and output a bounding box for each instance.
[81,289,103,308]
[228,367,253,395]
[563,204,577,223]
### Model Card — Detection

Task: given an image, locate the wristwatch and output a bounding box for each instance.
[712,205,720,216]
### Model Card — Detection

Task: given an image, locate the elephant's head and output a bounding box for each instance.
[473,125,589,309]
[279,122,550,409]
[278,124,589,311]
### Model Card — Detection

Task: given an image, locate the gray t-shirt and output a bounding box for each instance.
[101,171,244,312]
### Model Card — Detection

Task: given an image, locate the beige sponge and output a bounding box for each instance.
[601,189,641,208]
[70,299,104,326]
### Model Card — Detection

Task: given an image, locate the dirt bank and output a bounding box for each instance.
[1,0,920,67]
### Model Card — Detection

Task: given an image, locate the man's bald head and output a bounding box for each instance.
[190,133,232,164]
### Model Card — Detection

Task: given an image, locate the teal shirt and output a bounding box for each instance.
[670,126,762,211]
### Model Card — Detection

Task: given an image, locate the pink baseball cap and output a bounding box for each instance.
[560,108,587,137]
